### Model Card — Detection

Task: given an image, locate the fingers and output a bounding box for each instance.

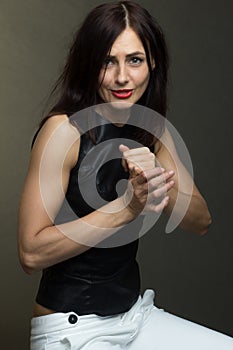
[119,144,130,172]
[147,181,174,207]
[119,144,130,153]
[119,145,130,172]
[129,168,175,215]
[135,167,164,184]
[135,168,174,186]
[119,144,150,157]
[141,168,174,182]
[145,195,170,214]
[133,174,174,204]
[119,144,156,174]
[145,169,175,203]
[119,144,176,216]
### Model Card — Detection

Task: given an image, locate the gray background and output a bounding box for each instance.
[0,0,232,348]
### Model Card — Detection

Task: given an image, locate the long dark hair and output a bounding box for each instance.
[37,1,169,141]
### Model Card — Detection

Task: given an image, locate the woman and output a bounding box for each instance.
[18,1,233,349]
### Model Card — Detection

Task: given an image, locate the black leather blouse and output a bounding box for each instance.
[35,111,152,316]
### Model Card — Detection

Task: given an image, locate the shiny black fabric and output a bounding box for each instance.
[36,112,153,316]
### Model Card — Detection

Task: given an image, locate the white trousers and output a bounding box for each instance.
[30,289,233,350]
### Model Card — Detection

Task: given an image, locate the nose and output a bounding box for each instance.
[115,63,129,85]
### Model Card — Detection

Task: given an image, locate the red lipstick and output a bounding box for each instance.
[111,89,133,99]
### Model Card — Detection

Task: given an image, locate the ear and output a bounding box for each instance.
[151,58,156,70]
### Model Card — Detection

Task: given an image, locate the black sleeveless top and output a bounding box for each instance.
[35,111,153,316]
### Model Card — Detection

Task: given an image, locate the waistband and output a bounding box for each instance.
[31,289,155,336]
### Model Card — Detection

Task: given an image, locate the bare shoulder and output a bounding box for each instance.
[153,127,175,155]
[33,114,78,146]
[31,114,80,170]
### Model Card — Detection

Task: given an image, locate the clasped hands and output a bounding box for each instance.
[119,144,175,216]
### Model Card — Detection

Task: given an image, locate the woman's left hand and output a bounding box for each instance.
[119,144,158,176]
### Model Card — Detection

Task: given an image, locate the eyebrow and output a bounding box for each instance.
[107,51,146,58]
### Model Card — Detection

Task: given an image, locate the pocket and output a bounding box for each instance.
[45,341,69,350]
[31,312,75,349]
[45,334,70,350]
[31,329,71,350]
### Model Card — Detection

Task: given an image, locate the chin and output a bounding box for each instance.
[109,100,134,109]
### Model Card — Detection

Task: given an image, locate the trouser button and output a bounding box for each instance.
[68,314,78,324]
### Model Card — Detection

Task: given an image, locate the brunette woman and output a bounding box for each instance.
[18,1,233,349]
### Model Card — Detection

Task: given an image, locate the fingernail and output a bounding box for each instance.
[169,170,174,175]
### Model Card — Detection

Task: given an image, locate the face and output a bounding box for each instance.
[98,27,153,106]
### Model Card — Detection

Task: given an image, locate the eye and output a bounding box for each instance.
[129,57,144,65]
[103,57,115,68]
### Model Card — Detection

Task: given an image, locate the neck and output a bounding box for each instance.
[95,102,133,126]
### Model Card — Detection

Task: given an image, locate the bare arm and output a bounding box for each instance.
[155,127,212,235]
[17,115,168,274]
[17,115,137,274]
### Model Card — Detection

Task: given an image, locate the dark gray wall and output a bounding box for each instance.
[1,0,232,348]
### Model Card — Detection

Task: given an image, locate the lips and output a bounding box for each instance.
[111,89,133,99]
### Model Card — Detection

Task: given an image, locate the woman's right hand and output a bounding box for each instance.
[123,165,175,216]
